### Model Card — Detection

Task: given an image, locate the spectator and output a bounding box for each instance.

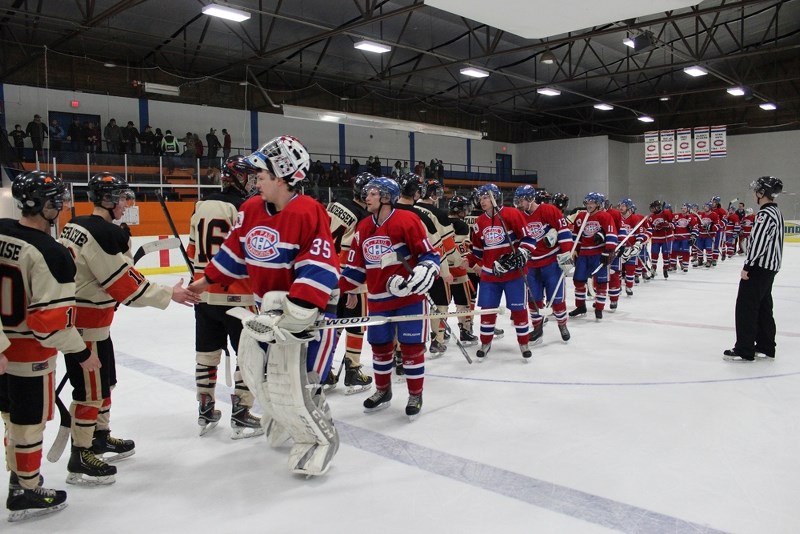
[330,161,343,185]
[206,128,221,165]
[391,160,402,179]
[222,128,231,159]
[84,122,100,161]
[351,158,361,177]
[140,125,156,155]
[66,116,84,153]
[161,129,180,172]
[122,121,140,154]
[371,155,382,175]
[25,114,47,161]
[104,118,122,154]
[436,158,444,180]
[48,119,65,155]
[414,160,425,176]
[8,124,27,161]
[428,158,437,180]
[193,133,204,161]
[154,128,165,156]
[180,131,196,161]
[401,161,410,175]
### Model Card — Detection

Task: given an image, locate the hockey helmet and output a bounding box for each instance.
[243,135,310,187]
[663,202,672,211]
[12,170,68,217]
[221,155,255,194]
[649,200,663,213]
[361,177,399,206]
[422,179,444,199]
[513,185,535,207]
[448,195,470,213]
[535,188,552,204]
[583,192,605,206]
[552,193,569,211]
[618,197,634,210]
[397,172,426,198]
[88,172,135,207]
[353,172,375,199]
[745,207,754,215]
[478,183,502,204]
[750,175,783,199]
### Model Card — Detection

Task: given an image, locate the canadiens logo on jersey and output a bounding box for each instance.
[652,216,667,227]
[700,216,713,226]
[245,226,280,260]
[363,236,393,263]
[583,220,601,237]
[482,226,506,246]
[675,218,690,228]
[526,221,545,240]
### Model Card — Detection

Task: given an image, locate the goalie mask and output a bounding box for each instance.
[244,135,310,187]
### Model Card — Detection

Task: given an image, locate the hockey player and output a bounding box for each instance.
[514,186,573,342]
[723,204,741,260]
[662,202,676,271]
[189,135,341,476]
[447,195,479,345]
[1,171,90,521]
[644,200,673,278]
[739,207,756,253]
[416,179,458,355]
[186,156,263,438]
[711,196,727,264]
[470,183,535,360]
[604,200,624,311]
[671,203,698,272]
[59,172,200,485]
[340,177,440,419]
[695,202,720,268]
[568,192,618,320]
[325,172,374,394]
[616,199,645,296]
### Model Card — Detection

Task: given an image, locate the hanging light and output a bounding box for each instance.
[354,40,392,54]
[460,67,490,78]
[539,50,557,65]
[201,2,251,22]
[537,87,561,96]
[593,103,614,111]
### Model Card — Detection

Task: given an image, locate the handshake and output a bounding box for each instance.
[492,248,530,276]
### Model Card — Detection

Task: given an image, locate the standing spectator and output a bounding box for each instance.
[414,160,425,176]
[193,133,204,163]
[161,130,180,172]
[104,119,121,154]
[221,128,232,159]
[206,128,221,166]
[391,160,402,179]
[350,158,361,177]
[122,121,140,154]
[371,156,382,175]
[427,159,437,180]
[66,117,84,153]
[84,122,100,161]
[140,126,155,155]
[180,131,196,164]
[330,161,342,185]
[401,161,410,175]
[154,128,165,156]
[25,114,47,161]
[310,160,325,187]
[8,124,27,161]
[724,176,784,362]
[48,120,65,156]
[436,159,445,181]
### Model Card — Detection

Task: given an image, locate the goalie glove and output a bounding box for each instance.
[492,247,530,276]
[556,251,574,277]
[247,291,321,344]
[542,228,558,248]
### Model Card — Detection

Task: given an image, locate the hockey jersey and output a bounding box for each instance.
[204,194,340,311]
[340,208,439,313]
[572,210,618,256]
[645,211,673,243]
[522,203,572,267]
[415,200,457,270]
[672,211,698,239]
[618,213,646,247]
[395,202,449,278]
[740,213,756,236]
[697,210,721,237]
[724,211,741,235]
[448,216,472,284]
[0,219,87,377]
[60,215,173,341]
[470,206,535,282]
[187,189,254,307]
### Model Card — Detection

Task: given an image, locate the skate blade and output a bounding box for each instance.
[345,384,373,395]
[428,351,445,360]
[459,340,478,347]
[7,502,68,522]
[231,426,266,440]
[99,450,135,464]
[199,420,219,436]
[530,337,543,347]
[407,414,420,422]
[322,383,337,392]
[66,473,115,486]
[363,402,391,414]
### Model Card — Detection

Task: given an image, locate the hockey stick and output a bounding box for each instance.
[590,214,649,277]
[549,209,590,308]
[155,192,195,277]
[381,252,473,364]
[46,374,70,463]
[132,237,183,264]
[223,346,233,388]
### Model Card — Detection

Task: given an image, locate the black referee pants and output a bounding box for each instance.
[734,266,777,358]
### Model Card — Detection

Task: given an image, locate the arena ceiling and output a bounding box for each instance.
[1,0,798,143]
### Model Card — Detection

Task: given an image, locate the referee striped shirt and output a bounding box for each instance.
[744,202,784,273]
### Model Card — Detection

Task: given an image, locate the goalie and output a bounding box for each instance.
[189,135,340,477]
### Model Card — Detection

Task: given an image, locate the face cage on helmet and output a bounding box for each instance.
[99,189,136,208]
[361,183,394,206]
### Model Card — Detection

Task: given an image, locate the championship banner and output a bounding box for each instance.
[694,126,710,161]
[644,131,660,164]
[710,125,727,158]
[676,128,692,162]
[659,130,675,164]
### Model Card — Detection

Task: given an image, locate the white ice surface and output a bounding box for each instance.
[7,245,800,533]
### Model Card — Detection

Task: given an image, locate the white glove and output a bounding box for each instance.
[249,291,320,344]
[406,261,438,295]
[556,252,574,277]
[387,274,412,297]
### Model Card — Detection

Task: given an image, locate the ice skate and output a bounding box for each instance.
[363,388,392,413]
[322,367,339,391]
[198,393,221,436]
[594,307,603,321]
[429,340,447,358]
[476,343,491,361]
[663,269,669,279]
[568,305,587,318]
[66,447,116,486]
[529,322,543,346]
[558,323,571,342]
[519,343,532,361]
[6,485,67,522]
[92,430,135,463]
[493,327,505,338]
[609,300,618,312]
[394,350,406,382]
[230,395,265,440]
[723,348,755,362]
[405,394,423,421]
[459,325,478,346]
[344,361,373,395]
[9,472,43,491]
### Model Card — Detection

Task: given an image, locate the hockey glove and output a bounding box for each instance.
[406,261,439,295]
[247,291,320,344]
[689,235,697,247]
[556,252,574,277]
[492,248,530,276]
[542,228,559,248]
[592,231,605,245]
[387,274,412,298]
[600,252,610,266]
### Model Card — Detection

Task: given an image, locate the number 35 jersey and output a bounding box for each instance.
[187,190,254,307]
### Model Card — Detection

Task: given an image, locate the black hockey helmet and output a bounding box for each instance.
[423,179,444,199]
[470,187,482,210]
[448,195,470,213]
[397,172,426,198]
[534,188,552,204]
[552,193,569,211]
[221,155,254,194]
[88,172,135,207]
[751,176,783,199]
[353,172,375,199]
[649,200,663,213]
[12,170,68,219]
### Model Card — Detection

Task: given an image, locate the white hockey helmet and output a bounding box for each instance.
[244,135,310,187]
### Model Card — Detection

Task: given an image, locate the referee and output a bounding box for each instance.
[724,176,784,361]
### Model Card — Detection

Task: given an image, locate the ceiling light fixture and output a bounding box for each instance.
[201,2,251,22]
[103,62,116,68]
[623,37,635,48]
[659,96,671,102]
[593,103,614,111]
[624,31,656,54]
[683,66,708,77]
[637,115,655,123]
[353,40,392,54]
[726,87,746,96]
[539,50,557,65]
[143,82,181,96]
[759,103,777,110]
[460,67,490,78]
[537,87,561,96]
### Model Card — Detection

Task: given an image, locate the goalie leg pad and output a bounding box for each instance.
[237,332,291,447]
[266,344,340,477]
